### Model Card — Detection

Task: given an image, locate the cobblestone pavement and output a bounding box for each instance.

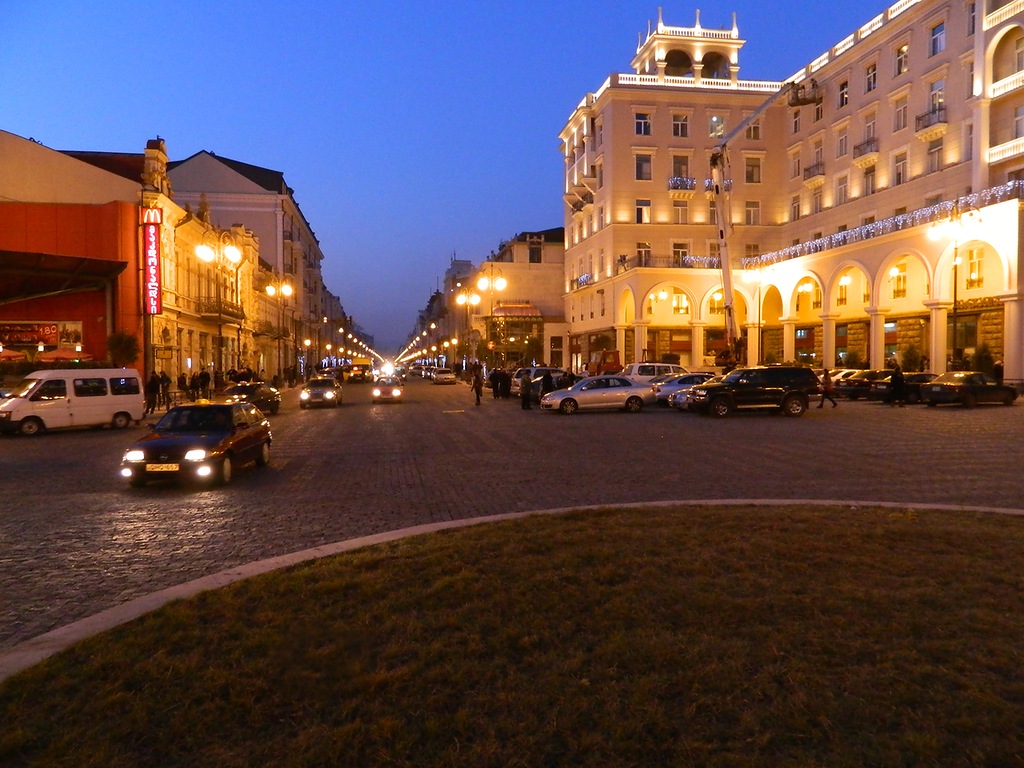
[2,378,1023,651]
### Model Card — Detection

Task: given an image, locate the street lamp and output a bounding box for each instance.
[476,263,507,364]
[196,232,243,372]
[265,279,293,383]
[929,201,981,369]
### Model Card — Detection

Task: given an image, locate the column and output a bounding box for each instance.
[1001,295,1023,383]
[690,321,707,367]
[866,308,886,370]
[614,324,627,359]
[743,322,761,366]
[819,314,838,368]
[633,322,649,362]
[782,319,797,362]
[924,301,949,374]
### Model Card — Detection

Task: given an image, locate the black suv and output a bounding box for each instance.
[688,365,821,417]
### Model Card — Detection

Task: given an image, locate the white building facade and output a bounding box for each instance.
[561,1,1024,381]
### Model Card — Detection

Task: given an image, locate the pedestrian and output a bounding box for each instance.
[520,371,533,410]
[488,368,500,399]
[144,371,160,415]
[558,370,574,389]
[541,370,554,396]
[472,366,484,406]
[994,360,1004,384]
[159,370,172,408]
[889,364,907,407]
[189,372,200,401]
[198,369,211,399]
[499,369,512,398]
[177,371,187,396]
[817,368,838,408]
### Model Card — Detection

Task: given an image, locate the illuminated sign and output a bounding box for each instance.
[142,207,162,315]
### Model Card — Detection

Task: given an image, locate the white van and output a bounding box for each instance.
[620,362,688,383]
[0,368,144,436]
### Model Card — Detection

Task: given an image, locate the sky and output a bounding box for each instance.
[1,1,890,352]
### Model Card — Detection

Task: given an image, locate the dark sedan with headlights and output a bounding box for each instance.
[300,377,342,408]
[220,381,281,414]
[120,402,272,487]
[921,372,1018,407]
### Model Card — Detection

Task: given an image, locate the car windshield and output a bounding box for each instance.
[10,378,42,398]
[157,406,232,433]
[306,379,336,388]
[378,377,401,386]
[933,372,972,383]
[224,385,256,395]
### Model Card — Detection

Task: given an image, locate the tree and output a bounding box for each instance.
[107,331,140,367]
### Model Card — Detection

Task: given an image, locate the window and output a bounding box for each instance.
[672,114,689,137]
[836,175,849,205]
[32,380,67,401]
[930,22,946,56]
[864,111,876,140]
[813,140,824,165]
[814,102,823,122]
[863,165,876,195]
[838,282,848,306]
[596,165,603,189]
[1015,105,1024,139]
[635,200,651,224]
[890,264,907,299]
[744,156,761,184]
[966,246,984,288]
[636,242,651,264]
[865,62,877,92]
[745,244,761,258]
[672,290,690,314]
[110,377,141,396]
[672,155,690,179]
[894,96,908,131]
[812,188,823,215]
[927,139,943,173]
[929,79,945,111]
[635,112,651,135]
[895,43,909,75]
[596,122,603,147]
[672,242,690,265]
[745,201,761,225]
[792,109,801,133]
[813,285,822,310]
[836,129,848,157]
[73,378,108,397]
[745,120,761,140]
[709,115,725,138]
[790,195,801,221]
[673,201,689,224]
[529,241,542,264]
[635,154,652,181]
[893,152,908,185]
[1017,37,1024,72]
[967,2,976,36]
[838,81,849,107]
[709,200,718,226]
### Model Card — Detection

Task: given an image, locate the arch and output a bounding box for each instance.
[700,52,731,80]
[931,237,1011,301]
[986,22,1024,86]
[826,261,873,321]
[664,49,694,77]
[786,271,825,318]
[875,248,932,309]
[642,281,695,323]
[618,287,637,325]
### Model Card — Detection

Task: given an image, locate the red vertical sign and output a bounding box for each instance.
[142,207,162,315]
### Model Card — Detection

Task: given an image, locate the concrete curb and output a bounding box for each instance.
[3,498,1023,684]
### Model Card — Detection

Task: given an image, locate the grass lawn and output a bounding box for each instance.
[3,504,1024,767]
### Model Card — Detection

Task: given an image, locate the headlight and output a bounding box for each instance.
[300,391,310,400]
[372,388,382,397]
[324,391,335,399]
[123,449,145,462]
[391,389,402,397]
[184,449,207,461]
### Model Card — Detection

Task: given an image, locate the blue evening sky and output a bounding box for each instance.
[1,2,886,351]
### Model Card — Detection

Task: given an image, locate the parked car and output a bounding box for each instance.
[654,372,715,406]
[510,367,567,396]
[120,401,271,487]
[921,371,1018,407]
[220,381,281,414]
[834,369,889,400]
[372,376,404,403]
[299,377,342,408]
[620,362,688,383]
[669,374,724,411]
[867,372,937,404]
[431,367,457,384]
[688,365,821,417]
[539,375,656,414]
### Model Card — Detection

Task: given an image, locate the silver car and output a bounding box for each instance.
[539,375,656,414]
[654,372,715,406]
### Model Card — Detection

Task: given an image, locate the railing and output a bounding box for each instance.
[253,320,291,339]
[742,181,1024,269]
[988,136,1024,164]
[990,69,1024,99]
[985,0,1024,30]
[668,176,697,191]
[198,298,245,322]
[703,178,733,192]
[803,161,826,180]
[853,137,879,158]
[915,107,947,132]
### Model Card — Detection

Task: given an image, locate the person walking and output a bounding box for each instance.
[817,368,838,408]
[541,370,555,397]
[471,366,484,406]
[889,364,907,407]
[159,370,172,408]
[144,371,161,415]
[520,371,533,410]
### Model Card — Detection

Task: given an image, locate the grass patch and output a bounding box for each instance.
[3,504,1024,766]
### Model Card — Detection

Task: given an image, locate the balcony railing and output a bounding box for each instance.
[668,176,697,191]
[198,298,246,322]
[253,320,291,339]
[915,106,947,132]
[803,161,825,180]
[853,137,879,158]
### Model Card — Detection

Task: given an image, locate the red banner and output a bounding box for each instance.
[142,208,162,315]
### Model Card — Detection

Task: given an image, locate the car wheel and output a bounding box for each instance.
[1003,392,1016,406]
[271,402,280,414]
[255,441,270,467]
[220,455,233,485]
[907,392,919,405]
[926,401,938,407]
[624,396,643,413]
[962,393,977,408]
[19,417,44,436]
[111,412,132,429]
[710,398,731,418]
[782,395,807,417]
[559,399,578,415]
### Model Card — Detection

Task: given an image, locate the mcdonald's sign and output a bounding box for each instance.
[142,207,162,315]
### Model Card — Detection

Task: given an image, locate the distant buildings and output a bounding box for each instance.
[559,1,1024,379]
[0,132,348,383]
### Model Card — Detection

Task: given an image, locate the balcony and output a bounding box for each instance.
[703,178,733,199]
[253,320,291,339]
[852,137,879,169]
[787,79,823,106]
[802,161,826,188]
[667,176,697,200]
[988,135,1024,164]
[198,298,246,323]
[914,107,947,141]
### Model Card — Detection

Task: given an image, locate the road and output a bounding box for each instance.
[2,377,1023,652]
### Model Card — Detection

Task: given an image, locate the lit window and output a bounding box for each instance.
[745,120,761,140]
[709,115,726,138]
[930,22,946,56]
[865,63,877,92]
[967,247,984,289]
[890,264,907,299]
[745,156,761,183]
[895,44,909,75]
[635,200,651,224]
[792,109,801,133]
[836,129,848,157]
[745,201,761,226]
[635,154,652,181]
[838,81,849,108]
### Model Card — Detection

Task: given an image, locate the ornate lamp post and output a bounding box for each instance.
[196,232,242,372]
[265,279,293,383]
[929,201,981,370]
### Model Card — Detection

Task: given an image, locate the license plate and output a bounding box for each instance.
[146,463,179,472]
[928,385,941,392]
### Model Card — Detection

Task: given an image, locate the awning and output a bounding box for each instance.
[0,250,127,306]
[492,302,542,318]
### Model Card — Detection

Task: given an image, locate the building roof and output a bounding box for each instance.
[168,151,290,194]
[60,151,144,184]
